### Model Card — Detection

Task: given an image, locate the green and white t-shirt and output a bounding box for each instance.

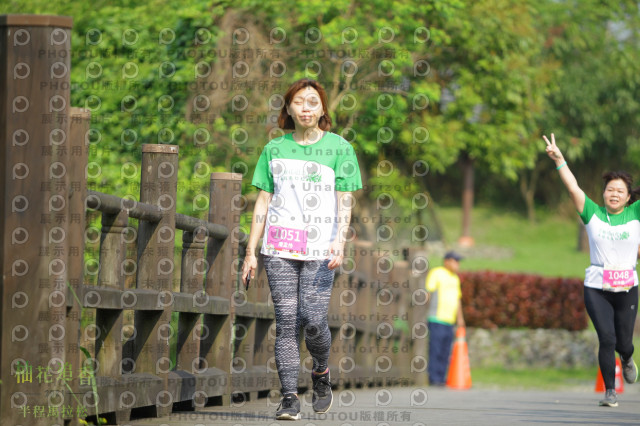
[580,195,640,290]
[251,131,362,261]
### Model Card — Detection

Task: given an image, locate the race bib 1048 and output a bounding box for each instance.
[603,264,634,292]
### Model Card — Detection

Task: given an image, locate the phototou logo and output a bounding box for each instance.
[305,60,322,78]
[232,27,249,45]
[339,289,356,307]
[339,93,358,111]
[338,389,356,407]
[411,355,427,373]
[412,225,429,242]
[49,227,66,245]
[121,291,138,308]
[377,127,393,144]
[12,95,29,113]
[13,29,30,46]
[376,288,394,306]
[12,129,29,146]
[156,390,173,408]
[158,27,175,45]
[376,193,394,210]
[338,356,355,374]
[121,95,138,112]
[414,26,431,43]
[340,127,357,143]
[122,62,139,79]
[119,391,136,409]
[195,61,211,78]
[13,163,29,180]
[231,357,247,374]
[376,322,394,340]
[341,26,358,44]
[156,357,172,375]
[232,94,249,112]
[305,26,323,44]
[270,60,287,77]
[412,93,430,110]
[411,389,429,406]
[375,355,393,373]
[230,391,247,407]
[13,62,30,79]
[192,94,209,112]
[196,28,213,45]
[378,26,396,43]
[412,322,428,340]
[375,389,393,406]
[194,128,211,145]
[12,325,29,342]
[377,225,394,242]
[84,94,101,111]
[122,28,139,46]
[50,28,68,45]
[412,256,429,275]
[413,126,430,144]
[377,94,394,111]
[341,60,358,77]
[378,59,395,77]
[414,59,431,77]
[192,390,208,408]
[85,28,102,45]
[270,26,287,44]
[121,259,137,276]
[232,61,250,78]
[157,291,174,309]
[412,288,429,306]
[12,291,29,309]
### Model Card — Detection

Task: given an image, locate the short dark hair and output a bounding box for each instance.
[278,78,332,131]
[602,171,640,205]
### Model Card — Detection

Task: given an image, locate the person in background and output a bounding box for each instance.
[426,250,466,386]
[543,133,638,407]
[242,78,362,420]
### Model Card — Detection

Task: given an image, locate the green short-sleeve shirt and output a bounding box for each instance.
[251,132,362,260]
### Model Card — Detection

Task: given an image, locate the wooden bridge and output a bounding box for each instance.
[0,15,431,425]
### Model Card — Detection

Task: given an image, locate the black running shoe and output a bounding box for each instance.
[312,370,333,413]
[598,389,618,407]
[276,393,301,420]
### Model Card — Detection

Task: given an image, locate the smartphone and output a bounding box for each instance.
[244,275,250,291]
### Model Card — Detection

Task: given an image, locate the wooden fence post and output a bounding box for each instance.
[65,107,90,424]
[202,172,241,405]
[132,144,178,417]
[0,14,75,426]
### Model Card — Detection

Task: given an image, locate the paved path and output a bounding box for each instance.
[128,385,640,426]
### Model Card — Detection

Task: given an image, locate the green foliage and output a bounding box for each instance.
[8,0,640,231]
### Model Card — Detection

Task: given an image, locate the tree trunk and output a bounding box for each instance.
[459,153,475,247]
[519,164,541,224]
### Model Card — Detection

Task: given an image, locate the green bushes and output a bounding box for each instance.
[460,271,587,331]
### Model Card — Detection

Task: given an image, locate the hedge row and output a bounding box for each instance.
[459,271,587,331]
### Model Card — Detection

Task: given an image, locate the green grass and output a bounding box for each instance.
[471,366,599,390]
[434,206,590,277]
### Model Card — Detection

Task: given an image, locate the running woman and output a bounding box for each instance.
[242,78,362,420]
[543,133,639,407]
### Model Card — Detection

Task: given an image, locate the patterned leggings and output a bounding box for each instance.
[263,255,335,394]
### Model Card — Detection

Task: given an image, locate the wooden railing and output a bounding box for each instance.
[0,14,430,426]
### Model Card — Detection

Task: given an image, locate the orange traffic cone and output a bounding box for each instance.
[446,326,472,389]
[594,357,624,393]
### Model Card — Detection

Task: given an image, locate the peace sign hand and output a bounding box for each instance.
[542,133,563,162]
